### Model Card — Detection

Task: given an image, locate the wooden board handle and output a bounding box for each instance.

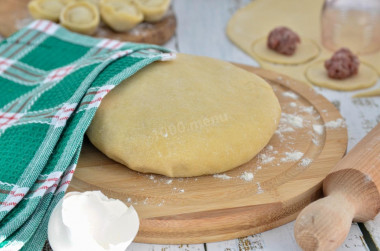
[295,123,380,250]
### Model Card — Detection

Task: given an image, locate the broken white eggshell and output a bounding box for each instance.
[48,191,139,251]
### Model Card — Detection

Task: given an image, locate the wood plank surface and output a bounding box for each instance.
[206,221,367,251]
[0,0,176,45]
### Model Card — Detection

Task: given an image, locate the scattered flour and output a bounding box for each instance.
[312,138,319,145]
[213,174,232,180]
[158,200,165,207]
[266,145,274,151]
[364,174,372,183]
[281,151,304,162]
[165,179,173,184]
[290,102,297,108]
[300,158,312,167]
[313,124,324,135]
[274,130,285,142]
[256,182,264,194]
[256,166,262,170]
[276,125,295,133]
[281,113,304,128]
[240,172,254,181]
[149,175,155,180]
[275,112,305,143]
[179,189,185,193]
[259,153,275,164]
[301,106,314,114]
[325,118,345,129]
[282,91,299,99]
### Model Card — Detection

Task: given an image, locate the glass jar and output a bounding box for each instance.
[321,0,380,54]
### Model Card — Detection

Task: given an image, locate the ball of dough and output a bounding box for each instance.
[87,54,281,177]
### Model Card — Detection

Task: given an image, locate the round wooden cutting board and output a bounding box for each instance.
[0,0,176,45]
[68,65,348,244]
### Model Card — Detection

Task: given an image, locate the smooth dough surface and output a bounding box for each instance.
[306,61,378,91]
[87,54,281,177]
[252,37,319,65]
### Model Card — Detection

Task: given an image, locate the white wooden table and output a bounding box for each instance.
[127,1,380,250]
[3,1,379,250]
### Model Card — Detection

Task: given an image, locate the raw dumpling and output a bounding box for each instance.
[28,0,66,22]
[100,0,143,32]
[60,1,100,35]
[134,0,171,22]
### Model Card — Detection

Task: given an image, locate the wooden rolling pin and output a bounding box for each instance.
[294,123,380,251]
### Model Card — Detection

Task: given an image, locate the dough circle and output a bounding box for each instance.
[252,37,320,65]
[87,54,281,177]
[306,60,378,91]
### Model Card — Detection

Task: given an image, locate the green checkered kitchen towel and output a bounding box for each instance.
[0,20,175,250]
